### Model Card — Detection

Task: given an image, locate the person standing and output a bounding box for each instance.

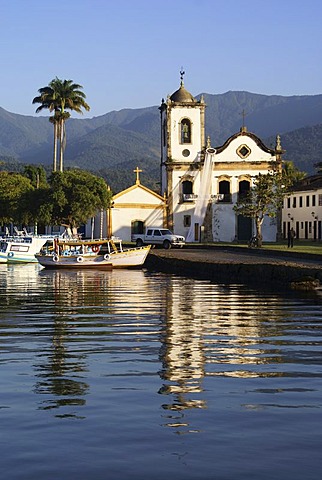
[288,227,295,248]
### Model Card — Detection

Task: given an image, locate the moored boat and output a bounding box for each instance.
[35,237,151,269]
[0,234,53,264]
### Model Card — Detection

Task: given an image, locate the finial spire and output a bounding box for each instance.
[240,109,247,132]
[180,67,185,86]
[134,166,143,185]
[276,134,282,151]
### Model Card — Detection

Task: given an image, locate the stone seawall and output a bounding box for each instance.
[144,248,322,291]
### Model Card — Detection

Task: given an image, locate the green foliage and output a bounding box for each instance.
[233,169,291,247]
[48,169,111,228]
[282,160,306,186]
[4,91,322,189]
[23,165,48,188]
[23,187,53,226]
[0,171,34,224]
[32,77,90,172]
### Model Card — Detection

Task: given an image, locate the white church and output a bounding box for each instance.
[93,74,284,243]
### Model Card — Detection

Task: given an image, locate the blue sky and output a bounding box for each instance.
[2,0,322,118]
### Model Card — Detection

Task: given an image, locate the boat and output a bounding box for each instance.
[35,237,151,269]
[0,233,53,264]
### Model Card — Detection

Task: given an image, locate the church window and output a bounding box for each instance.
[182,180,193,194]
[162,120,166,147]
[180,118,191,144]
[183,215,191,227]
[218,180,231,203]
[312,195,316,207]
[182,149,190,157]
[238,179,250,200]
[181,180,195,202]
[237,144,251,159]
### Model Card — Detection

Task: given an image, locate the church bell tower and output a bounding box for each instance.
[160,71,206,229]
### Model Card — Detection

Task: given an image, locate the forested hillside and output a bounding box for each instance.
[1,91,322,192]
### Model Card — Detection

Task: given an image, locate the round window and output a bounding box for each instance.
[182,149,190,157]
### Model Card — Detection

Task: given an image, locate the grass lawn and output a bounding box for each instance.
[206,241,322,255]
[260,242,322,254]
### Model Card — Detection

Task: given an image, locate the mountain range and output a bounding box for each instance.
[1,90,322,192]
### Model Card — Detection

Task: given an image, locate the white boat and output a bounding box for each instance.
[0,234,52,264]
[35,237,151,269]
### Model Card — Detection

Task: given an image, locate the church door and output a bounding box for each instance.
[237,215,252,241]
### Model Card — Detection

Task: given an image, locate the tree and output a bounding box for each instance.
[233,160,306,247]
[32,86,60,172]
[233,169,292,247]
[48,169,112,230]
[32,78,90,172]
[282,161,306,184]
[23,165,48,188]
[0,171,34,225]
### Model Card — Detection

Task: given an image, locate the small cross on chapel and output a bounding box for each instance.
[134,166,143,185]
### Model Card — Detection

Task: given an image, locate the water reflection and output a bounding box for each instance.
[34,267,163,416]
[1,264,322,428]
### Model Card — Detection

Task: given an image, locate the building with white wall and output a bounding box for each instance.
[160,73,284,242]
[90,74,285,243]
[282,175,322,241]
[86,167,165,241]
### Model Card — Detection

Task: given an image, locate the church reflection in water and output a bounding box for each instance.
[156,275,287,432]
[27,268,286,423]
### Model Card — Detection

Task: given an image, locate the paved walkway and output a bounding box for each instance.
[151,246,322,268]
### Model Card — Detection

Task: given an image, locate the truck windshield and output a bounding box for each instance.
[160,229,172,235]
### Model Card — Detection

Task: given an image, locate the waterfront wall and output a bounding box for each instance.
[145,251,322,291]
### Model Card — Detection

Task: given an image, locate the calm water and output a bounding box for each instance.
[1,264,322,480]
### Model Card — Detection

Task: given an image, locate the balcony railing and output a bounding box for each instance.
[180,193,198,202]
[211,193,232,203]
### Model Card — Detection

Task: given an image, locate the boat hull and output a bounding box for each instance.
[36,246,150,269]
[0,236,51,264]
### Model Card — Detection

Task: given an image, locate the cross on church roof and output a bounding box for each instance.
[180,67,185,85]
[240,109,247,132]
[134,166,143,185]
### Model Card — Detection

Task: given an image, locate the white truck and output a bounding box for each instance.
[131,228,185,249]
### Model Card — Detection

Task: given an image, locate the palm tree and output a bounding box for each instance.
[33,78,90,172]
[32,86,59,172]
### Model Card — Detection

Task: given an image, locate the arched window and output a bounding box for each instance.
[180,118,191,144]
[238,179,251,200]
[182,180,193,194]
[218,180,231,203]
[181,180,195,202]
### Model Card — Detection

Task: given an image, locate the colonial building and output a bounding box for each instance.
[160,73,284,242]
[87,167,165,241]
[282,175,322,241]
[96,74,284,243]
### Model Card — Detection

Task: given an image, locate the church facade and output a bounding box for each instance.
[98,75,284,243]
[160,74,284,243]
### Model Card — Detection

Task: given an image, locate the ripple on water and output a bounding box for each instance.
[1,265,322,480]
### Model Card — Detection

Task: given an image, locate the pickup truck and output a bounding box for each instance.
[131,228,185,249]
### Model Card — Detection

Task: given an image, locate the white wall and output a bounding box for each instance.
[282,189,322,240]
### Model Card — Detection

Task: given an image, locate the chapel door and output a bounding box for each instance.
[237,216,252,241]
